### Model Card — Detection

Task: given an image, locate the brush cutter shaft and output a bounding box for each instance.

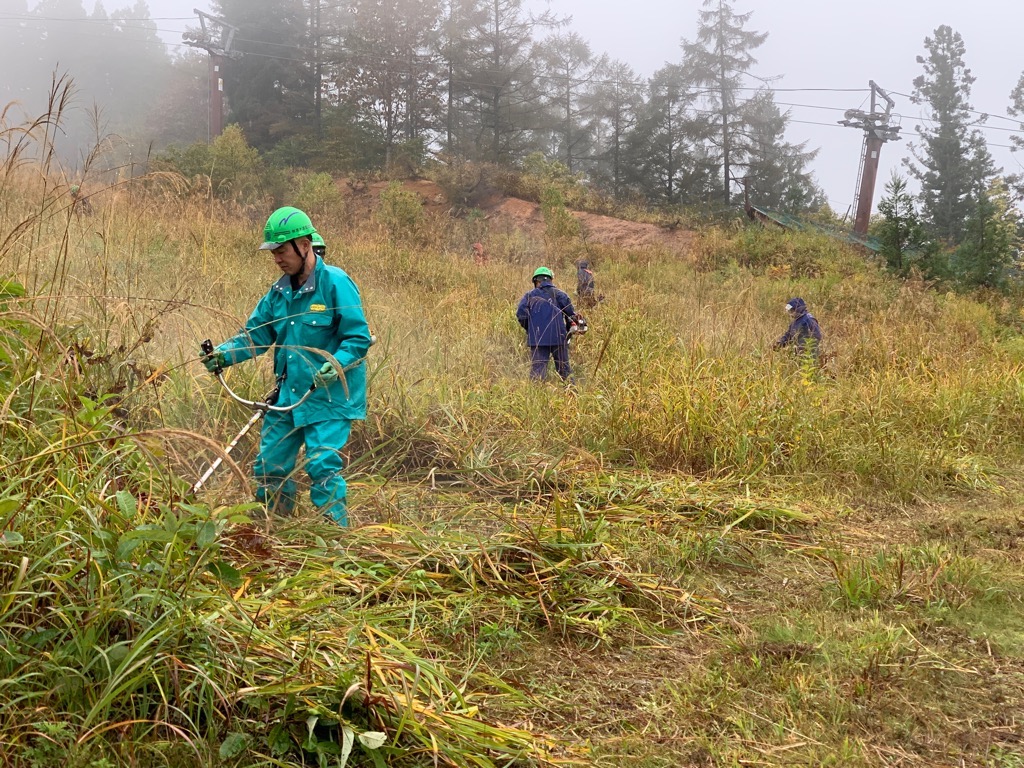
[191,409,264,494]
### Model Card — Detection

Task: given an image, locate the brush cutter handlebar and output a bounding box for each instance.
[201,338,315,413]
[200,336,376,414]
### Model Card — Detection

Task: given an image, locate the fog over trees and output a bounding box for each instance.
[2,0,1023,265]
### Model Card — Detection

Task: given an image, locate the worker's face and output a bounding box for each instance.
[270,238,310,276]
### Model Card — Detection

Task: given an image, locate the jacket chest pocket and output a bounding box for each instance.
[298,313,335,347]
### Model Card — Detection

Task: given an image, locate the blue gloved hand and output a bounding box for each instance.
[201,347,228,374]
[314,360,340,386]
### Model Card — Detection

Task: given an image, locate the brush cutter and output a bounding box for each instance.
[191,339,318,495]
[192,336,375,494]
[567,314,589,343]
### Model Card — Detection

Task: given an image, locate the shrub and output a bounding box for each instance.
[151,125,269,205]
[291,171,343,220]
[377,181,425,244]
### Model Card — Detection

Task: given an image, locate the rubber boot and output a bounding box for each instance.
[322,499,348,527]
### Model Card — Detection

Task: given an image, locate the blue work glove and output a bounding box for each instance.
[201,346,228,374]
[314,360,340,386]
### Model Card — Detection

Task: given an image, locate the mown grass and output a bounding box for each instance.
[2,103,1024,766]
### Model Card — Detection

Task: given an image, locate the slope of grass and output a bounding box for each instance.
[2,142,1024,767]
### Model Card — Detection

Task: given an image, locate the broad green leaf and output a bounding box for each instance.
[303,715,319,752]
[115,490,137,519]
[207,560,243,588]
[268,725,292,756]
[0,498,22,518]
[358,731,387,750]
[317,740,341,756]
[340,726,355,766]
[0,531,24,546]
[218,732,252,759]
[115,537,142,561]
[196,520,217,548]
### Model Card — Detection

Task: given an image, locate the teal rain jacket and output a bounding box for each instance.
[217,256,371,426]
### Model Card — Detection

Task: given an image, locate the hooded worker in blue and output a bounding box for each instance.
[516,266,578,381]
[773,297,822,360]
[200,207,371,525]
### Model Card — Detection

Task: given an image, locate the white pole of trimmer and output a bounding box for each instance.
[191,409,265,495]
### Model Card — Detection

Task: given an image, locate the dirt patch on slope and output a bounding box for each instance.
[338,177,695,257]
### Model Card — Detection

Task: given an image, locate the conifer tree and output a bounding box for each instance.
[333,0,443,167]
[953,178,1020,290]
[213,0,312,151]
[1006,71,1024,199]
[680,0,766,205]
[624,64,709,204]
[457,0,562,163]
[876,172,934,277]
[583,59,644,198]
[904,25,996,246]
[534,32,604,174]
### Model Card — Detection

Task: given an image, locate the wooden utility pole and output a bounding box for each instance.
[183,10,241,140]
[839,81,902,236]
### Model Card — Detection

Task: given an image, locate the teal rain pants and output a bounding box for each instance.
[253,410,352,525]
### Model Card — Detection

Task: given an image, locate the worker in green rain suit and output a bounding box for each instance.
[200,207,371,525]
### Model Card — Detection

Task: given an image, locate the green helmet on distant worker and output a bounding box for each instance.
[311,232,326,257]
[532,266,554,282]
[259,207,316,250]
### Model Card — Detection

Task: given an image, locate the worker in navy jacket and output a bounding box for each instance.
[516,266,577,381]
[774,297,822,360]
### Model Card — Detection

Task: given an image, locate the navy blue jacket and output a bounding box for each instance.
[516,281,576,347]
[775,304,822,356]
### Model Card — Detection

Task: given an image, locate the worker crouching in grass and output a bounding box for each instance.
[773,297,823,366]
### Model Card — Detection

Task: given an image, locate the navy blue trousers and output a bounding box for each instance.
[530,344,571,381]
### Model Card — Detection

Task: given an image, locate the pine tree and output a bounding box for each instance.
[456,0,562,163]
[953,178,1020,290]
[876,172,935,277]
[582,59,644,199]
[333,0,443,168]
[740,89,822,212]
[213,0,313,151]
[1006,71,1024,199]
[680,0,766,205]
[624,64,710,204]
[904,25,996,246]
[534,32,604,174]
[435,0,489,154]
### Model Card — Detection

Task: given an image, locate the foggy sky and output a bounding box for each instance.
[147,0,1024,214]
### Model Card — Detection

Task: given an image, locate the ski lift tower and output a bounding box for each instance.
[839,81,902,236]
[183,10,241,140]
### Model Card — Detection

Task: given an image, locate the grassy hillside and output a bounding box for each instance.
[2,165,1023,767]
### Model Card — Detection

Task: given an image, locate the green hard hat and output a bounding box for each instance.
[259,206,316,250]
[311,232,326,247]
[532,266,554,281]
